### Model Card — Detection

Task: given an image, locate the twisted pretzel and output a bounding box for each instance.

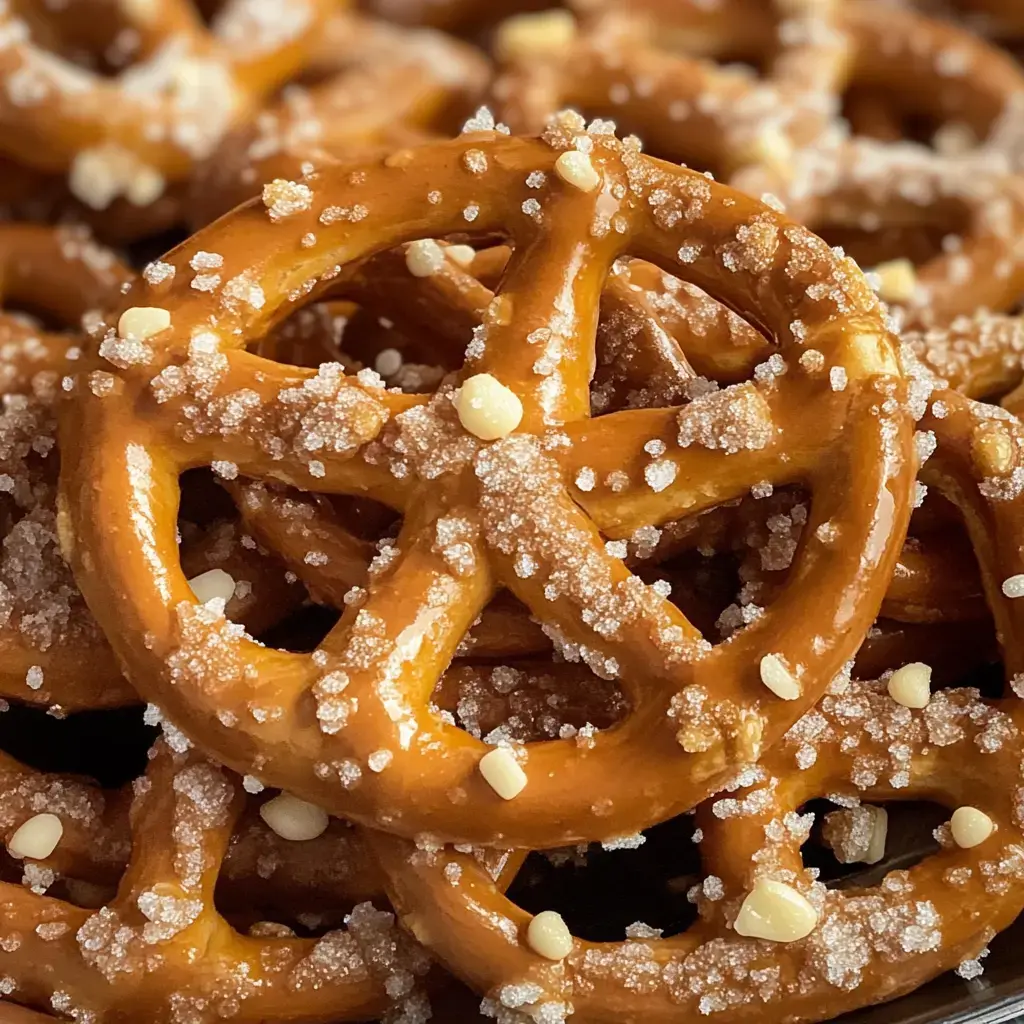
[0,0,333,210]
[493,2,1024,323]
[493,0,849,177]
[370,388,1024,1022]
[59,127,914,847]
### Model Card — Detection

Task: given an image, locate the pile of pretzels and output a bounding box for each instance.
[4,1,1024,1022]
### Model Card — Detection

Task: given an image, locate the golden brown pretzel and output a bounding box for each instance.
[493,1,1024,323]
[0,0,333,211]
[59,127,914,847]
[575,0,1024,152]
[374,679,1024,1022]
[0,740,430,1023]
[0,225,129,708]
[0,747,383,913]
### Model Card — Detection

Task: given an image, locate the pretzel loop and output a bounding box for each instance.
[60,132,914,847]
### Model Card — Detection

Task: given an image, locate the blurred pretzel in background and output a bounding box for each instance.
[190,11,490,226]
[0,0,335,238]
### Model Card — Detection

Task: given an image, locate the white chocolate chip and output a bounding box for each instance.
[759,654,801,701]
[375,348,403,377]
[405,239,447,278]
[495,10,577,63]
[740,124,793,174]
[887,662,931,709]
[478,747,527,800]
[872,259,917,304]
[526,910,574,960]
[733,879,817,942]
[950,806,995,849]
[972,426,1014,477]
[188,568,236,606]
[118,306,170,341]
[554,151,601,193]
[259,793,329,841]
[7,814,64,860]
[446,245,476,268]
[864,806,889,865]
[1002,574,1024,598]
[454,374,524,440]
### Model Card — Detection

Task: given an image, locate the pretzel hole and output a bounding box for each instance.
[505,812,702,941]
[817,218,970,278]
[430,659,629,744]
[0,702,153,787]
[800,797,948,890]
[10,2,147,76]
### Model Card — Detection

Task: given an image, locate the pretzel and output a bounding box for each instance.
[492,0,849,179]
[0,738,435,1023]
[0,0,333,212]
[370,386,1024,1022]
[57,125,915,847]
[189,14,489,228]
[374,676,1024,1022]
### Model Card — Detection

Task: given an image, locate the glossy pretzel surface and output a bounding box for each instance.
[60,127,914,846]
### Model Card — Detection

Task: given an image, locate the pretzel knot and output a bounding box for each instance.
[59,127,915,847]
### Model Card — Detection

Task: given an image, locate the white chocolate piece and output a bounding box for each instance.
[259,793,330,841]
[526,910,574,960]
[873,259,917,304]
[759,654,801,701]
[554,151,601,193]
[188,568,236,605]
[950,806,995,849]
[887,663,931,709]
[446,245,477,268]
[495,10,577,63]
[375,348,404,377]
[454,374,524,440]
[7,813,64,860]
[406,239,447,278]
[1002,574,1024,598]
[864,806,889,865]
[741,124,793,174]
[118,306,170,341]
[479,747,528,800]
[733,879,818,942]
